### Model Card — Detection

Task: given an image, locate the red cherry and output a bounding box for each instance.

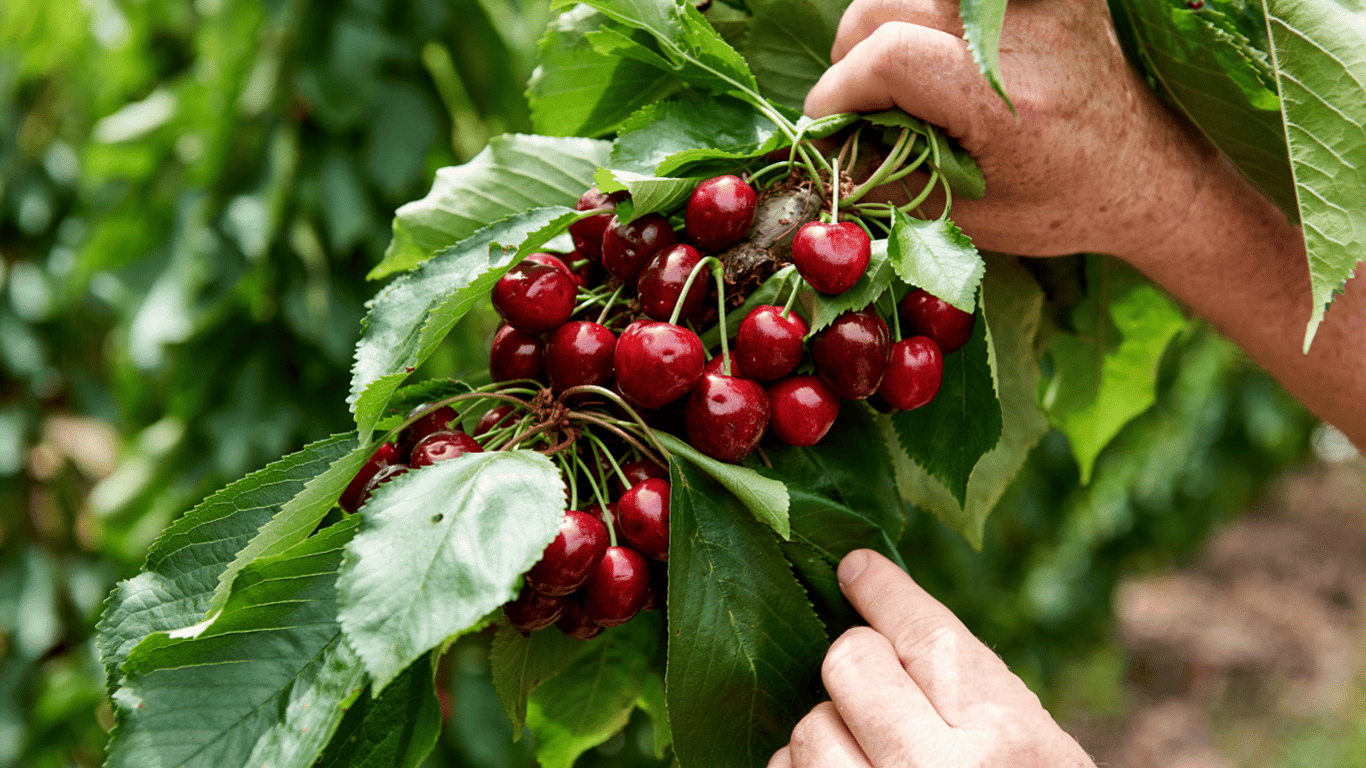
[581,546,650,627]
[489,325,545,384]
[555,599,603,641]
[617,478,670,561]
[525,510,609,596]
[473,403,517,437]
[792,221,872,294]
[685,175,757,251]
[545,321,616,393]
[568,188,627,260]
[357,463,410,509]
[583,501,617,527]
[340,442,399,513]
[684,373,771,463]
[767,376,840,446]
[810,309,891,400]
[602,213,677,284]
[525,252,573,280]
[503,589,566,633]
[398,404,455,458]
[491,262,577,334]
[613,321,706,409]
[637,244,709,321]
[613,460,669,496]
[410,430,483,467]
[898,289,975,354]
[734,305,809,381]
[876,337,944,411]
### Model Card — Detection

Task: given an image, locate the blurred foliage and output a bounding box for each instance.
[0,1,1317,767]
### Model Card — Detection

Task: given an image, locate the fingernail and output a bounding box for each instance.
[837,550,869,587]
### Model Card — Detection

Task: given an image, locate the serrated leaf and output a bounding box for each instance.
[594,168,701,221]
[1262,0,1366,349]
[314,653,441,768]
[336,452,565,691]
[108,519,365,768]
[666,460,827,768]
[97,433,355,687]
[891,301,1002,506]
[959,0,1013,108]
[610,97,781,176]
[798,238,893,334]
[635,672,671,759]
[374,379,474,433]
[489,623,587,736]
[350,207,578,441]
[885,256,1049,548]
[743,0,845,110]
[374,135,610,280]
[525,615,657,768]
[657,432,790,538]
[888,210,985,313]
[782,485,907,568]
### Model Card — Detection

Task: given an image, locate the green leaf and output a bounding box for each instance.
[884,256,1049,548]
[666,460,827,768]
[797,238,893,334]
[743,0,844,110]
[525,616,657,768]
[350,206,578,441]
[489,623,587,736]
[657,432,790,538]
[528,7,681,138]
[97,433,355,686]
[887,210,986,313]
[782,485,907,568]
[315,653,441,768]
[959,0,1013,107]
[1261,0,1366,348]
[373,135,610,280]
[610,97,781,176]
[635,672,671,759]
[594,168,701,221]
[374,379,474,433]
[336,452,565,691]
[108,520,366,768]
[1045,257,1186,484]
[891,300,1002,506]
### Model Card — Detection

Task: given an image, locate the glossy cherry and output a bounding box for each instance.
[792,221,872,294]
[898,289,976,353]
[877,337,944,411]
[582,501,617,527]
[503,588,566,634]
[525,510,609,596]
[491,262,577,334]
[568,187,627,261]
[602,213,676,284]
[410,430,483,467]
[810,309,892,400]
[525,252,574,281]
[617,478,670,561]
[684,373,770,463]
[340,442,399,513]
[473,403,517,437]
[545,321,616,393]
[685,175,757,252]
[489,325,545,383]
[581,546,651,627]
[734,305,809,381]
[613,460,669,496]
[398,404,456,458]
[638,244,709,321]
[357,463,409,509]
[613,321,706,409]
[767,376,840,446]
[556,599,603,641]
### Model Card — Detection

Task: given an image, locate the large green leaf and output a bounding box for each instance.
[609,96,781,176]
[797,238,894,334]
[349,206,578,441]
[1262,0,1366,349]
[783,486,907,568]
[107,520,365,768]
[743,0,845,110]
[887,210,986,314]
[336,451,565,690]
[657,432,790,538]
[594,168,701,221]
[666,461,827,768]
[315,653,441,768]
[96,433,355,687]
[372,135,610,280]
[488,623,587,735]
[959,0,1013,106]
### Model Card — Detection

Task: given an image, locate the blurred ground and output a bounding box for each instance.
[1065,431,1366,768]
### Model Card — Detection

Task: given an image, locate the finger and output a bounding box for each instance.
[766,746,793,768]
[837,550,1043,726]
[788,702,877,768]
[821,626,954,766]
[832,0,966,62]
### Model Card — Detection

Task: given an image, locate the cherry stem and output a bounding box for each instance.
[780,269,802,318]
[556,452,579,510]
[830,155,842,222]
[883,289,903,341]
[568,412,667,471]
[842,128,910,206]
[557,384,670,460]
[498,421,554,452]
[587,431,632,489]
[848,123,865,174]
[898,170,941,215]
[595,285,623,325]
[668,255,722,326]
[750,160,792,188]
[570,257,590,270]
[881,144,932,186]
[383,389,535,446]
[712,263,734,376]
[575,448,617,546]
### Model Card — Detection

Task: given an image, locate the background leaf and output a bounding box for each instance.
[887,210,986,313]
[657,433,790,538]
[315,653,441,768]
[489,623,587,736]
[743,0,846,110]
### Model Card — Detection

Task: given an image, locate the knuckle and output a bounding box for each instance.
[788,705,833,753]
[893,615,963,661]
[821,626,883,682]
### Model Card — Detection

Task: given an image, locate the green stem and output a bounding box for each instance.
[557,452,579,510]
[843,128,912,205]
[830,155,841,222]
[884,289,902,341]
[595,285,623,325]
[881,144,932,186]
[587,431,631,489]
[576,448,617,545]
[899,171,941,215]
[713,264,734,376]
[668,256,721,326]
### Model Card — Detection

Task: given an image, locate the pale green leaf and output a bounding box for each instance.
[594,168,701,221]
[609,97,781,175]
[488,623,587,736]
[959,0,1013,107]
[743,0,845,110]
[887,210,985,313]
[657,432,790,538]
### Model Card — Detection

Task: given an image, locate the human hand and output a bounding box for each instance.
[768,550,1095,767]
[804,0,1219,263]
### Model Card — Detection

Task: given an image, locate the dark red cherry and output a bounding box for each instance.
[638,244,709,321]
[617,478,670,561]
[684,373,771,463]
[556,599,603,641]
[357,463,410,509]
[525,510,609,596]
[613,460,669,496]
[340,442,399,513]
[685,175,757,251]
[792,221,871,294]
[702,352,729,376]
[613,321,706,409]
[545,321,616,393]
[810,309,891,400]
[492,262,577,334]
[735,305,809,381]
[398,404,456,458]
[503,588,566,633]
[581,546,651,627]
[473,403,517,437]
[877,337,944,411]
[602,213,677,284]
[898,289,975,354]
[583,501,617,527]
[410,430,483,467]
[568,188,627,261]
[768,376,840,446]
[525,252,573,280]
[489,325,545,383]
